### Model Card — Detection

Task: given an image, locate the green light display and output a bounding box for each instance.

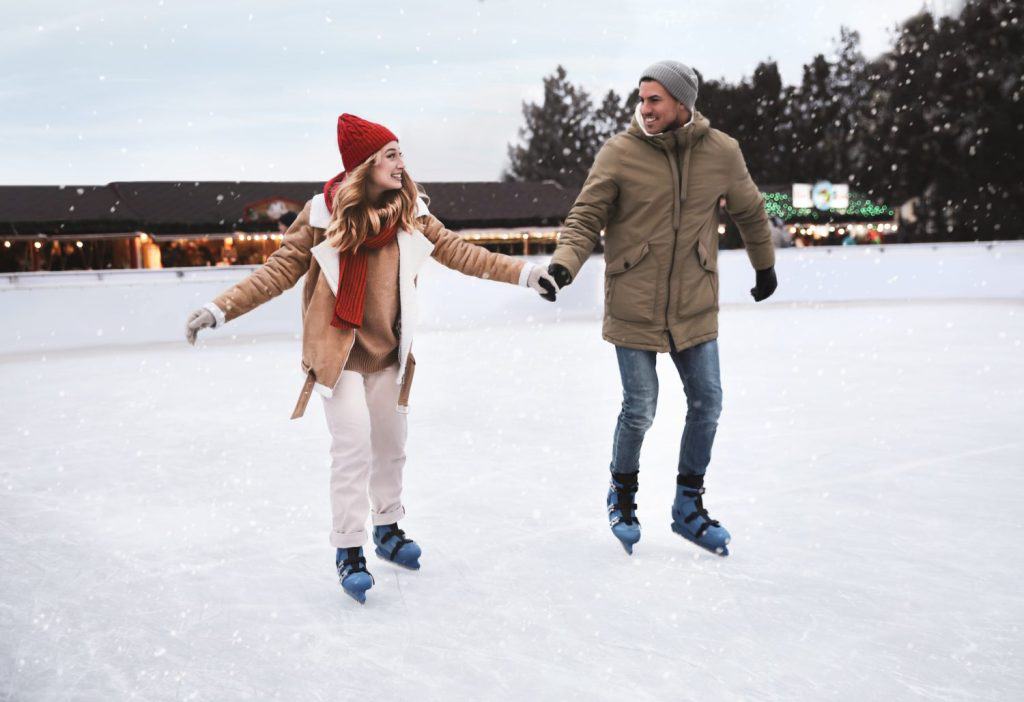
[761,191,893,223]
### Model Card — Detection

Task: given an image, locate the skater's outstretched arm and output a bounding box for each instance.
[184,202,315,344]
[420,213,557,301]
[547,142,620,289]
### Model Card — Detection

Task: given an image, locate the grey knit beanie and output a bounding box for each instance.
[640,60,698,112]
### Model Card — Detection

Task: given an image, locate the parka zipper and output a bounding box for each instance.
[663,131,683,345]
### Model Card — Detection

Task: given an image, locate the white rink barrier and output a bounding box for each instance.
[2,241,1022,355]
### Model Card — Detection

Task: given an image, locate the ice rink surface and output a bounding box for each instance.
[2,299,1023,700]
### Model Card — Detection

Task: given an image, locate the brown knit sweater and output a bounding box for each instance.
[345,239,400,374]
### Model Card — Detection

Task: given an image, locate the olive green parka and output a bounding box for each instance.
[551,108,774,351]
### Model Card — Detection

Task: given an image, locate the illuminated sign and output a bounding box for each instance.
[242,197,304,222]
[792,182,849,211]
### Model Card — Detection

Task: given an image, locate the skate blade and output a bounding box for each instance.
[343,588,368,604]
[671,523,729,557]
[340,573,374,604]
[611,530,639,555]
[374,547,421,570]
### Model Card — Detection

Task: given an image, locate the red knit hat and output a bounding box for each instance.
[337,113,398,173]
[323,114,398,212]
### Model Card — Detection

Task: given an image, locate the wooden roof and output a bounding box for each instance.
[0,180,577,237]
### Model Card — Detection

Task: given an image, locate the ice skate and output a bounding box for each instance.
[336,547,375,604]
[670,475,730,556]
[607,471,641,554]
[373,523,421,570]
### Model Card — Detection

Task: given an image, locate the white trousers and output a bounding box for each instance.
[321,366,407,548]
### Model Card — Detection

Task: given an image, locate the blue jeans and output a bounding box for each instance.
[610,340,723,477]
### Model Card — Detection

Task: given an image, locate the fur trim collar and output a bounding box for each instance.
[633,102,694,137]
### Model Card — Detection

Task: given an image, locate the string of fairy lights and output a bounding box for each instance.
[2,190,897,256]
[762,191,893,221]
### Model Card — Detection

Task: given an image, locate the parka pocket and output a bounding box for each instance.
[605,241,656,323]
[696,240,717,273]
[697,239,719,299]
[678,240,718,316]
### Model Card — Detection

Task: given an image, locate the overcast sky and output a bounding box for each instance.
[2,0,948,185]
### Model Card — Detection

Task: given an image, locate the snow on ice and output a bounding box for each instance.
[1,244,1023,700]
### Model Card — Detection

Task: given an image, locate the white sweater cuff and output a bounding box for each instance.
[203,302,227,328]
[518,262,535,287]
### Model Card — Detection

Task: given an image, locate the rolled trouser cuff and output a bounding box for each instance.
[371,505,405,526]
[330,528,367,549]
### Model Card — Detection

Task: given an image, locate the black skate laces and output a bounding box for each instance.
[610,474,639,526]
[338,547,368,574]
[680,486,720,538]
[377,524,412,560]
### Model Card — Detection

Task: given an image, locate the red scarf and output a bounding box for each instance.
[330,218,398,329]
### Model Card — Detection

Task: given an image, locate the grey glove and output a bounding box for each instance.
[185,308,216,345]
[526,265,559,302]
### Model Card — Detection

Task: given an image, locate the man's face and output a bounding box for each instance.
[638,80,691,134]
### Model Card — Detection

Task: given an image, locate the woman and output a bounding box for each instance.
[185,114,557,604]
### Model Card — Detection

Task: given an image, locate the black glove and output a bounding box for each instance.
[750,266,777,302]
[538,277,557,302]
[548,263,573,289]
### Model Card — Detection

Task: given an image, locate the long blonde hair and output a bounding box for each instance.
[324,146,421,253]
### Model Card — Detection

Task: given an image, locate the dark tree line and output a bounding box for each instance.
[504,65,638,189]
[505,0,1024,241]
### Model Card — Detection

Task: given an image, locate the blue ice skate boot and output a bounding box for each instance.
[336,547,374,604]
[671,474,731,556]
[607,471,641,555]
[372,523,421,570]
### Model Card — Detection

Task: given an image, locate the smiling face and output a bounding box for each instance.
[366,140,405,196]
[638,79,691,134]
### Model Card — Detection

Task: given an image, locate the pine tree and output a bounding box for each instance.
[793,53,840,182]
[830,28,870,188]
[747,61,789,183]
[592,88,637,148]
[503,66,598,188]
[948,0,1024,238]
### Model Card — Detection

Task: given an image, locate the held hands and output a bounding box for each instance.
[750,266,778,302]
[526,262,572,302]
[548,263,572,289]
[185,308,216,345]
[527,265,559,302]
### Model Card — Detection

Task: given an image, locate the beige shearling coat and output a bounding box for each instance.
[207,195,526,418]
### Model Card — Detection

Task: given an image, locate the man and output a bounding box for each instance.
[547,60,777,557]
